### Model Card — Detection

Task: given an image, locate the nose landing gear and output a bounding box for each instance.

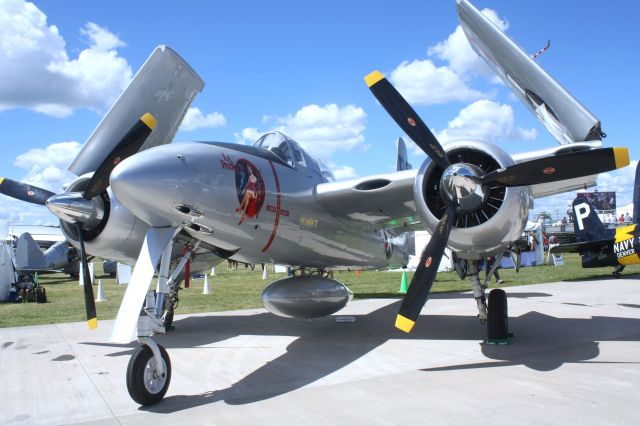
[126,339,172,405]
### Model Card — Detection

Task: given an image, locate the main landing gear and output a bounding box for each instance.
[466,259,510,343]
[487,288,509,342]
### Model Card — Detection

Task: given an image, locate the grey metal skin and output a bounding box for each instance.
[456,0,603,145]
[261,276,351,319]
[110,136,410,270]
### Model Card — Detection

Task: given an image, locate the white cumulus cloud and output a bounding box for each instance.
[180,107,226,131]
[428,8,508,79]
[14,141,82,192]
[435,99,536,146]
[387,8,508,107]
[0,0,132,117]
[236,103,367,161]
[328,163,357,180]
[389,59,485,106]
[0,141,82,223]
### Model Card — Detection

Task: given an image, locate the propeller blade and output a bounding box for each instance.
[76,222,97,329]
[0,178,55,206]
[83,113,157,199]
[365,71,449,169]
[396,203,457,333]
[481,147,629,187]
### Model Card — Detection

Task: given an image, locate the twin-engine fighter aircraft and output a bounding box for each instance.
[552,162,639,277]
[0,0,630,405]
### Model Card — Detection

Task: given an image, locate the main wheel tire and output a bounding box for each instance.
[487,288,508,340]
[126,344,171,406]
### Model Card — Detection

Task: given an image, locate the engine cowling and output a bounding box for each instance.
[58,176,151,264]
[261,276,351,319]
[414,140,532,259]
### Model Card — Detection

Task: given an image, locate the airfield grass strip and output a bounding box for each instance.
[1,253,638,328]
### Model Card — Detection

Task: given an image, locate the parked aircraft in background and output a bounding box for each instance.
[14,233,79,276]
[7,224,65,249]
[0,0,630,405]
[552,162,639,277]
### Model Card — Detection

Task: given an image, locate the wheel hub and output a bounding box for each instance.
[143,356,167,394]
[439,163,487,212]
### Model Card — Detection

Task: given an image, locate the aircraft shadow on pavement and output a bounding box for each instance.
[356,291,552,300]
[94,293,638,413]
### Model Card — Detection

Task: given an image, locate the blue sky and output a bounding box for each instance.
[0,0,638,224]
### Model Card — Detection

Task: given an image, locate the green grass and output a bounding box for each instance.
[1,254,638,328]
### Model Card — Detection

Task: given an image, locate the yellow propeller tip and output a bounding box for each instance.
[87,317,98,330]
[141,112,157,130]
[0,177,4,185]
[395,314,415,333]
[613,147,630,169]
[365,70,385,88]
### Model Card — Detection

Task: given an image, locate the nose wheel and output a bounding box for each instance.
[126,341,172,405]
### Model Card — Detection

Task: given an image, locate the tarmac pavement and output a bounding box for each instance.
[1,277,639,425]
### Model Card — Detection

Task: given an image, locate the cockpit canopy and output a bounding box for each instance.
[253,131,335,182]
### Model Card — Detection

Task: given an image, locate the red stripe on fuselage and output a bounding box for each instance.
[262,160,281,252]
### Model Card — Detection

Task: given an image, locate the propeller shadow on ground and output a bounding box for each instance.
[79,291,638,413]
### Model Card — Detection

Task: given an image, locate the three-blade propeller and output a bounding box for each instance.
[0,113,157,329]
[365,70,630,333]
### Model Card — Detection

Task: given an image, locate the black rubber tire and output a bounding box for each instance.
[487,288,508,340]
[126,344,171,406]
[163,305,175,330]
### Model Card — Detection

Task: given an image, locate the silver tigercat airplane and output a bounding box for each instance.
[0,0,630,405]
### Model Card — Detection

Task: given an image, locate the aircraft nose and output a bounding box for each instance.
[110,146,189,226]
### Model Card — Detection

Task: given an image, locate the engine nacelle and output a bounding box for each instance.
[261,276,351,319]
[414,140,532,259]
[58,176,151,264]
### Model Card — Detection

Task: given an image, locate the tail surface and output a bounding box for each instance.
[15,233,47,270]
[396,137,412,171]
[571,195,612,242]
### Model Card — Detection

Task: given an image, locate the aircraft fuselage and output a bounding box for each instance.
[581,224,640,268]
[110,141,408,270]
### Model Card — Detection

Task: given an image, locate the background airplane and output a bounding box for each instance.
[0,0,631,405]
[551,162,639,277]
[14,232,79,276]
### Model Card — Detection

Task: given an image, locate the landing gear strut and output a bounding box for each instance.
[466,261,487,322]
[124,235,199,405]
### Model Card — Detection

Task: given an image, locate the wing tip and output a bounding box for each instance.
[365,70,385,88]
[395,314,415,333]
